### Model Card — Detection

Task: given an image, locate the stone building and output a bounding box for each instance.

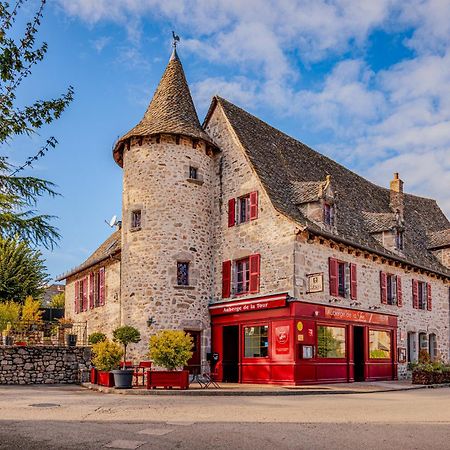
[58,46,450,384]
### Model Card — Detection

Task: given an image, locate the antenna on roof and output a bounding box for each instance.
[105,215,122,229]
[172,31,180,48]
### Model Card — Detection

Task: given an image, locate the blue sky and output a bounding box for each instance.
[7,0,450,280]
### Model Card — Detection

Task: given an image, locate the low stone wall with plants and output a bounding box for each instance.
[0,346,91,385]
[411,350,450,385]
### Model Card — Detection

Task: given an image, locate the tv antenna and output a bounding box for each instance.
[105,215,121,229]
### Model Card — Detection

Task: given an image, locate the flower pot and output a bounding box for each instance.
[146,370,189,390]
[66,334,77,347]
[90,367,98,384]
[97,371,115,387]
[112,369,134,389]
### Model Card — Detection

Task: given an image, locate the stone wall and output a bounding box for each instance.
[0,346,91,385]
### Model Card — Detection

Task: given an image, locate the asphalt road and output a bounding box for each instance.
[0,385,449,449]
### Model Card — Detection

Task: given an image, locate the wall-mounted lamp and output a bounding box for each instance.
[147,316,156,327]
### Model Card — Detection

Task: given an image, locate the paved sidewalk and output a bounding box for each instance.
[82,380,450,396]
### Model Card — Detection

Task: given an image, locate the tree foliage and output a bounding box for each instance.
[88,331,107,345]
[0,237,49,302]
[21,295,42,321]
[0,0,74,249]
[49,292,64,308]
[0,300,20,331]
[149,330,193,370]
[91,340,123,372]
[113,325,141,367]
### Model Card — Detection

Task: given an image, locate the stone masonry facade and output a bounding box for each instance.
[0,346,91,385]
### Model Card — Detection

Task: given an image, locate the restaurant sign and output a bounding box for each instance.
[209,294,287,316]
[324,307,390,325]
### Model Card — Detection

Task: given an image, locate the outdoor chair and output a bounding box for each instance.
[119,361,133,369]
[133,361,152,386]
[201,367,220,389]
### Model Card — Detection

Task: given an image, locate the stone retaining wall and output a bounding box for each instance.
[0,346,91,385]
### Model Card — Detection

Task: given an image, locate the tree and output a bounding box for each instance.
[21,295,42,321]
[50,292,64,308]
[91,340,123,372]
[0,237,49,303]
[149,330,193,370]
[0,300,21,331]
[0,1,74,249]
[113,325,141,368]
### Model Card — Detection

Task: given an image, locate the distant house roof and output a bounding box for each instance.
[206,96,450,276]
[56,230,121,281]
[113,49,214,167]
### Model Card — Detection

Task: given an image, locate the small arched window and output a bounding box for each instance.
[428,333,437,360]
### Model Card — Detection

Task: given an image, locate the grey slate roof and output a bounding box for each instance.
[113,49,214,166]
[210,96,450,276]
[57,230,121,281]
[291,181,324,204]
[428,229,450,249]
[361,212,398,233]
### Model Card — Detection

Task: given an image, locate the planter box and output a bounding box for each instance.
[90,368,98,384]
[97,371,115,387]
[146,370,189,390]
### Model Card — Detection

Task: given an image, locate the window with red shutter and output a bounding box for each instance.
[89,273,95,309]
[249,254,261,294]
[427,283,432,311]
[329,257,338,297]
[412,279,419,309]
[249,191,258,220]
[99,267,105,306]
[74,281,79,314]
[380,272,387,304]
[228,198,236,227]
[222,260,232,298]
[396,276,403,307]
[82,277,88,312]
[350,263,357,299]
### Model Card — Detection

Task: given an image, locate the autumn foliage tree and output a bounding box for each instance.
[0,0,74,249]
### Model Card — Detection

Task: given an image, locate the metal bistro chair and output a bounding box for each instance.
[201,365,220,389]
[134,361,152,386]
[119,361,134,369]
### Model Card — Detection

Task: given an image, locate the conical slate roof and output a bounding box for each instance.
[113,48,214,166]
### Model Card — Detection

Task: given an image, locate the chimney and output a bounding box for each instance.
[390,173,404,219]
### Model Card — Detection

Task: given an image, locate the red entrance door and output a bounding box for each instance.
[185,330,201,375]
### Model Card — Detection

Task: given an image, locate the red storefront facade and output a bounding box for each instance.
[209,293,398,385]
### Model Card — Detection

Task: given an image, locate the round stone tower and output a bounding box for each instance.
[113,47,217,364]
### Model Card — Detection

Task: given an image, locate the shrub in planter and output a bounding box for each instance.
[112,325,141,389]
[91,340,123,387]
[148,330,193,389]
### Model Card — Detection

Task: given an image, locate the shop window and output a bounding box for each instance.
[329,258,357,299]
[323,202,335,226]
[428,334,437,360]
[369,330,391,359]
[244,325,269,358]
[317,326,346,358]
[131,209,141,230]
[177,262,189,286]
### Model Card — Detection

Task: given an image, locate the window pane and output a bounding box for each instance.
[244,325,269,358]
[189,166,198,179]
[236,259,249,294]
[317,326,346,358]
[338,263,346,297]
[177,262,189,286]
[131,210,141,228]
[369,330,391,359]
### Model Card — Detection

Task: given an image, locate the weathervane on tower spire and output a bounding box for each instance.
[172,31,180,48]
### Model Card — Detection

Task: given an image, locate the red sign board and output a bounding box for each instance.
[324,307,390,325]
[209,294,287,316]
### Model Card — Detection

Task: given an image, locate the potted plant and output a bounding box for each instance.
[111,325,141,389]
[148,330,193,389]
[88,332,107,384]
[91,339,123,387]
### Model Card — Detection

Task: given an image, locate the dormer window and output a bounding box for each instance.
[395,230,404,250]
[323,203,335,227]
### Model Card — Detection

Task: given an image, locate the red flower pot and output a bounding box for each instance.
[146,370,189,390]
[97,371,115,387]
[90,368,98,384]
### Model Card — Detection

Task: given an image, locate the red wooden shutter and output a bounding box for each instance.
[249,254,261,294]
[249,191,258,220]
[350,263,357,299]
[228,198,236,227]
[74,280,79,314]
[380,272,387,304]
[99,267,105,306]
[412,279,419,309]
[396,276,403,307]
[82,277,88,312]
[329,257,338,296]
[222,260,232,298]
[427,283,432,311]
[89,272,95,309]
